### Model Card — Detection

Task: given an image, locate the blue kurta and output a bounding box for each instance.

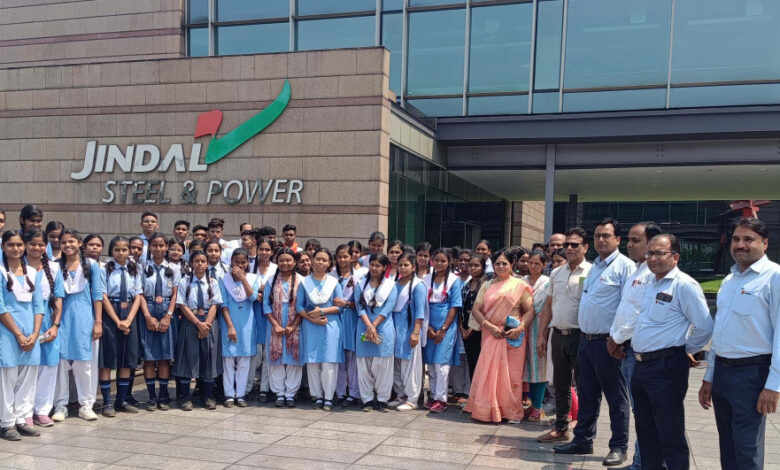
[253,263,277,346]
[296,277,344,364]
[338,274,361,352]
[36,265,65,366]
[59,261,105,361]
[218,274,259,357]
[355,280,398,358]
[0,274,44,367]
[263,279,301,366]
[392,281,427,360]
[422,277,463,365]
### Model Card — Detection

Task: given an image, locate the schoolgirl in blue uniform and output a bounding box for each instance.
[99,236,143,416]
[390,252,427,412]
[79,233,106,412]
[296,247,344,411]
[173,250,222,411]
[138,233,180,411]
[422,248,463,413]
[53,229,104,422]
[205,240,227,280]
[264,248,304,407]
[250,237,277,402]
[0,230,44,440]
[219,248,259,407]
[166,238,188,345]
[333,244,362,406]
[354,253,398,412]
[24,229,65,427]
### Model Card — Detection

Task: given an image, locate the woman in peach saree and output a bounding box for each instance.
[464,249,534,423]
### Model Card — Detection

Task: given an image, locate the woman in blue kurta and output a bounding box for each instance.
[218,248,259,407]
[54,229,105,422]
[354,253,397,412]
[24,229,65,427]
[390,252,427,412]
[0,230,44,440]
[264,248,304,407]
[333,244,362,406]
[422,248,463,413]
[251,237,276,402]
[296,248,344,411]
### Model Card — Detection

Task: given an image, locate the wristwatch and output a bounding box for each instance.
[53,322,61,327]
[166,311,174,317]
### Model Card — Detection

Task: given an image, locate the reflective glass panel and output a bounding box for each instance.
[189,0,208,23]
[534,0,563,90]
[562,88,666,112]
[382,13,403,95]
[188,27,209,56]
[671,0,780,83]
[216,23,289,55]
[531,91,559,113]
[297,0,376,15]
[468,95,528,115]
[383,0,404,11]
[407,8,466,95]
[407,97,463,116]
[296,16,375,50]
[410,0,465,6]
[670,83,780,108]
[564,0,672,88]
[468,3,533,93]
[217,0,289,21]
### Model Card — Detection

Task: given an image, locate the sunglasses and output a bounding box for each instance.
[563,242,581,248]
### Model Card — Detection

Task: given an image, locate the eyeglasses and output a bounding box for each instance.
[593,233,614,240]
[645,251,675,259]
[563,242,580,248]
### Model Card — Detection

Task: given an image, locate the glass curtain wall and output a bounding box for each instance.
[187,0,780,116]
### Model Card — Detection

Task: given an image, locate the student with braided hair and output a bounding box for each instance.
[0,230,44,440]
[24,229,65,427]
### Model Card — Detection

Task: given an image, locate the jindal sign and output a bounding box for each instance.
[70,81,303,205]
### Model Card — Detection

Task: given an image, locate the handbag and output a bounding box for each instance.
[504,315,524,348]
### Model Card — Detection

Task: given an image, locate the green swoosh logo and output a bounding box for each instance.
[200,80,291,165]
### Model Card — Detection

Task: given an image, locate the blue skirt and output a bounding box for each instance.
[140,297,175,361]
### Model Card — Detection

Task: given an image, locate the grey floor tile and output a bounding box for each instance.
[383,436,485,454]
[258,443,365,464]
[112,454,229,470]
[355,454,467,470]
[189,427,288,444]
[293,427,388,446]
[370,444,476,465]
[393,428,492,445]
[167,435,269,453]
[275,435,377,453]
[235,453,349,469]
[308,420,397,437]
[0,455,106,470]
[24,444,131,464]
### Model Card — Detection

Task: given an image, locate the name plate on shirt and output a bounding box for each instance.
[655,292,673,303]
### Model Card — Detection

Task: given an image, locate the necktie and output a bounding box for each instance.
[154,265,163,298]
[196,280,205,312]
[210,266,216,278]
[119,266,127,301]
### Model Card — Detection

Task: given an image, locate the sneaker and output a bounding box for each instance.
[322,401,332,412]
[285,398,297,408]
[258,392,269,403]
[144,400,157,411]
[224,398,235,408]
[275,397,285,408]
[51,406,68,422]
[115,402,139,413]
[313,399,323,409]
[126,395,139,406]
[79,405,99,421]
[362,400,374,412]
[33,415,54,427]
[180,400,193,411]
[101,404,116,418]
[429,400,447,413]
[341,396,356,408]
[423,399,434,410]
[0,427,21,441]
[375,401,389,412]
[236,398,248,408]
[204,399,217,410]
[157,401,170,411]
[396,401,418,412]
[388,397,405,408]
[16,423,40,437]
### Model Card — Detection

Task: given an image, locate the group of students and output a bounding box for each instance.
[0,206,558,442]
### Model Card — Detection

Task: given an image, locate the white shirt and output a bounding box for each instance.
[610,262,654,344]
[548,260,592,329]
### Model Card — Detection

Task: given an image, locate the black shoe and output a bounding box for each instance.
[258,392,269,403]
[1,427,21,441]
[375,401,389,412]
[144,400,157,411]
[204,399,217,410]
[275,397,285,407]
[15,423,39,437]
[553,442,594,455]
[102,404,117,417]
[285,398,297,408]
[362,400,374,412]
[341,396,356,408]
[180,400,193,411]
[157,400,170,411]
[322,401,333,412]
[126,395,139,406]
[115,402,139,413]
[602,449,627,466]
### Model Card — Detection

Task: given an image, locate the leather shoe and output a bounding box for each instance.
[602,449,627,466]
[553,441,594,454]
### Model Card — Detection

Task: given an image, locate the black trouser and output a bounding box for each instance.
[712,359,769,470]
[573,336,630,452]
[632,348,690,470]
[551,329,580,433]
[463,331,482,380]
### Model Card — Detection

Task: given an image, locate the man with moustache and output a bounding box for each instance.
[631,234,713,470]
[699,217,780,470]
[544,233,566,276]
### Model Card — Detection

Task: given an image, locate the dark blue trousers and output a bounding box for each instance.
[712,359,768,470]
[572,336,630,451]
[631,349,690,470]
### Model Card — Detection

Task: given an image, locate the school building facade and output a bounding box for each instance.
[1,0,779,274]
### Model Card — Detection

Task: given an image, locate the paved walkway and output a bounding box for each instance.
[0,367,777,469]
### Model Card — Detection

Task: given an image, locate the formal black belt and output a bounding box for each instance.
[582,333,610,340]
[145,296,172,302]
[634,346,685,363]
[553,328,581,336]
[717,354,772,367]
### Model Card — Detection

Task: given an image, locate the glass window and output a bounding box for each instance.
[671,0,780,83]
[564,0,672,89]
[188,27,209,56]
[296,15,375,50]
[217,0,289,21]
[383,0,404,11]
[410,0,465,6]
[407,97,463,116]
[407,8,466,96]
[382,13,403,96]
[189,0,208,23]
[216,23,289,55]
[670,83,780,108]
[534,0,563,90]
[468,3,533,93]
[531,91,559,113]
[297,0,376,16]
[468,95,528,115]
[562,88,666,112]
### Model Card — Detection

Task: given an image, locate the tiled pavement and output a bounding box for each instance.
[1,367,777,469]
